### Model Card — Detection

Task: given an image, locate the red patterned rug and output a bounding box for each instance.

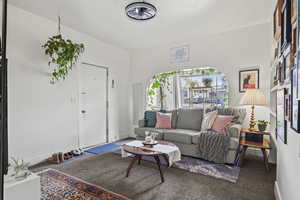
[38,169,129,200]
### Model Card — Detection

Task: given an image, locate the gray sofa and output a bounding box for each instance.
[135,108,246,164]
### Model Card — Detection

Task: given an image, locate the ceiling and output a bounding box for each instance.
[8,0,273,49]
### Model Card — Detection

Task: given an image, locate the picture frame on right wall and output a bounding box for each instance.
[291,68,300,132]
[297,51,300,99]
[277,88,288,144]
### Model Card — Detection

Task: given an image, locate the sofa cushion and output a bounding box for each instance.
[192,134,239,149]
[211,115,234,133]
[164,129,200,144]
[155,112,172,129]
[176,108,203,131]
[134,127,164,140]
[167,110,178,129]
[201,110,218,131]
[144,110,158,127]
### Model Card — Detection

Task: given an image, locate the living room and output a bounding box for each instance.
[0,0,299,200]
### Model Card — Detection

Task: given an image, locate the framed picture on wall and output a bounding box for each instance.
[284,53,291,80]
[291,26,297,57]
[170,45,189,64]
[291,68,300,132]
[278,59,285,84]
[285,88,290,120]
[274,3,281,40]
[277,88,287,144]
[291,0,297,23]
[297,51,300,99]
[239,69,259,93]
[281,0,292,52]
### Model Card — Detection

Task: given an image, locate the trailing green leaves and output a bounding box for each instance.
[42,34,85,83]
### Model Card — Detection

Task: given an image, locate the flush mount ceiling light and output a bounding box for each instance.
[125,2,157,20]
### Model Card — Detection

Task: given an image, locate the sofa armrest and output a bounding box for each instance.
[138,119,146,128]
[225,123,242,138]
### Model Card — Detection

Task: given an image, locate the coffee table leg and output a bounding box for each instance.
[162,154,169,167]
[126,155,138,177]
[138,155,141,165]
[154,155,164,183]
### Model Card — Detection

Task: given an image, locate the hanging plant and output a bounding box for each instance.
[42,17,85,83]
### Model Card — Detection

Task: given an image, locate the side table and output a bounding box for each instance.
[238,129,272,171]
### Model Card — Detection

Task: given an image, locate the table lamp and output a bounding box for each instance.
[240,89,267,131]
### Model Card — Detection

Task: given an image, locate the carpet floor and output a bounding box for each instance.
[31,152,276,200]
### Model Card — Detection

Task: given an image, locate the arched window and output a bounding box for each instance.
[147,67,229,110]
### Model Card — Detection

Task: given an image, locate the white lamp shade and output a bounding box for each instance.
[240,89,267,106]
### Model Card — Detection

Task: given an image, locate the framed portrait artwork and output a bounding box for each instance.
[277,88,287,144]
[239,69,259,93]
[291,68,300,132]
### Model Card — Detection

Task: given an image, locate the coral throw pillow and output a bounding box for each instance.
[155,112,172,129]
[211,115,234,133]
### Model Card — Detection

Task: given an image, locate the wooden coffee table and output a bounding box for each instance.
[122,141,175,183]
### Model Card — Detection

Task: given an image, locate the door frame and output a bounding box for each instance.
[78,62,109,147]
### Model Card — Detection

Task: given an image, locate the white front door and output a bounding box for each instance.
[78,64,108,148]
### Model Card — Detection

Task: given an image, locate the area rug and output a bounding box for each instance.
[85,143,120,155]
[173,156,240,183]
[114,149,240,183]
[38,169,129,200]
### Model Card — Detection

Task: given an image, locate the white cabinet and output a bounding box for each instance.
[4,173,40,200]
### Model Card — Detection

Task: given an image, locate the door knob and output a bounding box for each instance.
[81,110,86,114]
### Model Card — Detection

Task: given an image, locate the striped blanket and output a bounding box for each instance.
[198,130,230,164]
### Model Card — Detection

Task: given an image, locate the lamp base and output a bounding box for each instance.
[249,105,256,131]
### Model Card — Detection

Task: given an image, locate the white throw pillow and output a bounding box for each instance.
[201,110,218,131]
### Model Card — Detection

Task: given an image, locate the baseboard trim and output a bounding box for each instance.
[274,181,282,200]
[28,153,51,166]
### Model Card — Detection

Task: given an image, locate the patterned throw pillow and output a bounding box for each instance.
[211,115,234,133]
[155,112,172,129]
[201,111,218,131]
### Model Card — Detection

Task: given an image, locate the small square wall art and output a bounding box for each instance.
[239,69,259,93]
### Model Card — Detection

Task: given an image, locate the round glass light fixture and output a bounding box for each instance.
[125,2,157,21]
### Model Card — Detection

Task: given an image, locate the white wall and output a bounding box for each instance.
[276,126,300,200]
[131,22,272,127]
[5,5,132,164]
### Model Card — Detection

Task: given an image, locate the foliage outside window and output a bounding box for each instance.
[147,67,229,110]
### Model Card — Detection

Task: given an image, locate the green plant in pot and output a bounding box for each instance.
[257,120,269,132]
[202,78,213,87]
[42,17,85,83]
